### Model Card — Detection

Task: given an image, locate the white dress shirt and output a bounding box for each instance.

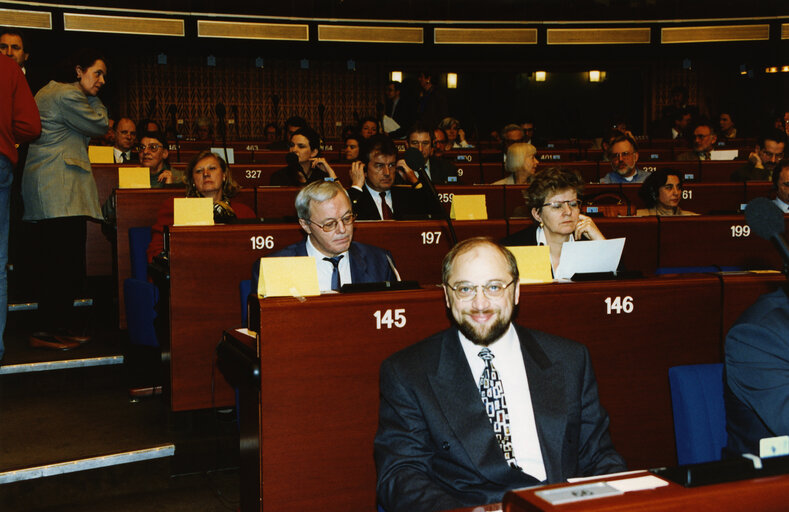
[365,183,393,219]
[114,147,132,163]
[305,236,351,292]
[459,323,547,481]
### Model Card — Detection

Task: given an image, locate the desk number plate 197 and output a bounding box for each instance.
[534,481,623,505]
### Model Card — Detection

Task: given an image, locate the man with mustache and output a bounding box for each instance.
[600,135,649,184]
[375,238,625,512]
[730,129,786,182]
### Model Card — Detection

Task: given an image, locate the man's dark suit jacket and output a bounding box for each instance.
[374,325,626,512]
[724,287,789,457]
[251,238,396,289]
[348,185,439,221]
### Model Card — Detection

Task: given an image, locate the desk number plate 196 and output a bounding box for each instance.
[534,482,623,505]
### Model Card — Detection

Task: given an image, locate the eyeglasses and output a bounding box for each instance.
[446,280,515,301]
[307,212,356,232]
[137,143,162,152]
[542,200,582,210]
[610,151,635,160]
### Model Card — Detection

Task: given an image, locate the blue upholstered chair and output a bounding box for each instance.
[668,363,727,465]
[239,279,252,326]
[124,226,159,347]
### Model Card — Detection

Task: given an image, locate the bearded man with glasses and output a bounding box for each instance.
[600,135,649,184]
[374,237,625,512]
[252,180,398,292]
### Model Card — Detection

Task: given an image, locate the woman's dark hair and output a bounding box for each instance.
[638,168,683,208]
[523,167,585,215]
[185,150,240,199]
[344,132,361,145]
[291,127,321,155]
[56,49,107,83]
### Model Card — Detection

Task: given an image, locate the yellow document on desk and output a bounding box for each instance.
[450,194,487,220]
[118,167,150,189]
[506,245,553,283]
[173,197,214,226]
[88,145,114,163]
[257,257,320,298]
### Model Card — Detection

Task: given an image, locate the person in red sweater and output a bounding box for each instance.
[146,150,257,263]
[0,55,41,361]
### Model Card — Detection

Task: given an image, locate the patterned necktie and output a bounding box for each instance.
[121,152,129,163]
[323,256,343,290]
[380,191,393,220]
[478,348,518,468]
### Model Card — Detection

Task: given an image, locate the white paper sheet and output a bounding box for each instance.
[555,238,625,280]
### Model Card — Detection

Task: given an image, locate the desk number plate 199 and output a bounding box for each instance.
[534,481,623,505]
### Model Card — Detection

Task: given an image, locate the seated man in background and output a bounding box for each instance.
[771,159,789,213]
[375,238,626,512]
[347,134,437,220]
[408,123,459,184]
[252,180,397,292]
[676,121,717,161]
[113,117,137,163]
[730,130,787,182]
[600,135,649,184]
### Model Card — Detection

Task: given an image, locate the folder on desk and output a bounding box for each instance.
[173,197,214,226]
[88,145,114,164]
[257,257,320,298]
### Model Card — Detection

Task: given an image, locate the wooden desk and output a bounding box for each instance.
[167,224,304,410]
[618,183,747,214]
[503,472,789,511]
[226,274,782,511]
[636,161,700,182]
[657,215,783,270]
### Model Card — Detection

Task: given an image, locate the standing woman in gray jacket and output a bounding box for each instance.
[22,50,108,350]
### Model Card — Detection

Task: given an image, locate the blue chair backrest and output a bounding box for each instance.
[240,279,252,326]
[668,363,727,465]
[124,278,159,347]
[129,226,152,280]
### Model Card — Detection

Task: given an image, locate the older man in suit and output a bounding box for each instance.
[375,238,626,512]
[252,180,397,292]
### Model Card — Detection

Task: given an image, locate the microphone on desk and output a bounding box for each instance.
[745,197,789,275]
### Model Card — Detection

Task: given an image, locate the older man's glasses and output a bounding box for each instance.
[610,151,635,160]
[446,280,515,301]
[307,213,356,232]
